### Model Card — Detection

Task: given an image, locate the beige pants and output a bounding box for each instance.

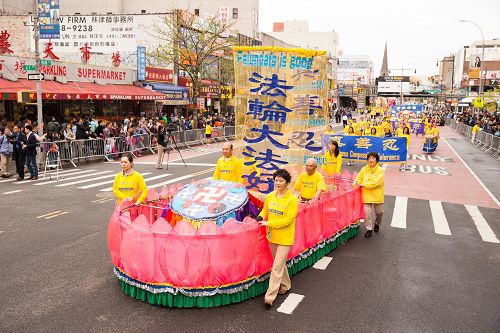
[265,243,292,302]
[0,154,12,175]
[364,203,383,231]
[156,145,164,168]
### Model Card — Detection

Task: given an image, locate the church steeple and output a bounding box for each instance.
[380,41,389,76]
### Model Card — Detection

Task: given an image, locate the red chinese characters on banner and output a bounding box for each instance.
[80,43,91,63]
[0,59,4,70]
[0,30,13,55]
[43,40,60,60]
[145,67,174,83]
[112,52,121,67]
[14,60,27,74]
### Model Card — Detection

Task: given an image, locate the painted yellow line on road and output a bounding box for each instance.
[44,211,69,219]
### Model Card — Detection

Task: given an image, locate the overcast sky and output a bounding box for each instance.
[259,0,500,77]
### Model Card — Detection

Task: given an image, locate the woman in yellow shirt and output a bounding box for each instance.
[398,126,411,171]
[257,169,299,307]
[324,124,335,135]
[113,154,148,205]
[322,139,342,175]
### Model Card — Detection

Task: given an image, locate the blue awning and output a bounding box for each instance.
[143,82,189,101]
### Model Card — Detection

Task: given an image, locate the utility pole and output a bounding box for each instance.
[33,0,43,136]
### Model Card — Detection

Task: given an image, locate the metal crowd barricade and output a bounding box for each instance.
[70,138,106,162]
[224,126,236,140]
[211,126,227,143]
[448,119,500,160]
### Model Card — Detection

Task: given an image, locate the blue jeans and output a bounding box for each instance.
[26,155,38,178]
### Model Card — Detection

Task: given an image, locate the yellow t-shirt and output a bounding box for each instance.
[205,124,213,135]
[112,170,148,205]
[213,155,243,183]
[322,150,343,175]
[293,171,326,200]
[258,190,299,245]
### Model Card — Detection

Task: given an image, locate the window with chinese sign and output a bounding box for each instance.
[233,47,328,196]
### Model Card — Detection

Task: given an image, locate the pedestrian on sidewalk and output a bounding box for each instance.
[354,152,385,238]
[11,124,27,181]
[23,125,39,180]
[257,169,298,307]
[0,127,14,178]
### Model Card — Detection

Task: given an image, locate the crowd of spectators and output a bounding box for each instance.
[453,108,500,136]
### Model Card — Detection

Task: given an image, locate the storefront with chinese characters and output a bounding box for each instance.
[178,77,221,116]
[140,66,190,117]
[0,55,167,122]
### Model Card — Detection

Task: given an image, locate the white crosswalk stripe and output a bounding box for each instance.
[385,196,498,244]
[391,196,407,229]
[465,205,500,244]
[99,174,173,192]
[34,170,113,185]
[78,172,153,189]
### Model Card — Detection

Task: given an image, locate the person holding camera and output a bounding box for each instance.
[156,124,168,169]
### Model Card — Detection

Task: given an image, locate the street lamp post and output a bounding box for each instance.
[459,20,485,101]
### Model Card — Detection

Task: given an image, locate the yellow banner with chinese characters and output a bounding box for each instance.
[233,46,328,194]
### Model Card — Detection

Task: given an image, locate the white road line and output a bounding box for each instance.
[78,172,153,189]
[391,196,408,229]
[442,137,500,208]
[277,293,305,315]
[36,211,61,218]
[465,205,499,243]
[147,169,214,189]
[34,171,112,185]
[44,211,69,219]
[55,173,117,187]
[312,256,333,270]
[3,190,23,195]
[0,177,19,183]
[0,231,3,234]
[429,201,452,235]
[94,198,114,204]
[99,174,173,192]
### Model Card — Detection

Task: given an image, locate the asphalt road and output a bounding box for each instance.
[0,125,499,333]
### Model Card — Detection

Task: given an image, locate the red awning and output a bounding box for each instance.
[0,78,168,101]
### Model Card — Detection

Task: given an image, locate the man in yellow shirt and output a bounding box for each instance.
[213,142,243,183]
[354,152,385,238]
[205,122,213,144]
[293,158,326,201]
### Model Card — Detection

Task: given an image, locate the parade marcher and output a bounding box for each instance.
[156,124,167,169]
[354,152,385,238]
[324,124,334,135]
[23,125,38,180]
[399,126,411,171]
[0,127,13,178]
[11,125,27,181]
[293,158,326,201]
[112,154,148,206]
[213,142,243,183]
[322,139,342,176]
[471,123,480,143]
[256,169,298,307]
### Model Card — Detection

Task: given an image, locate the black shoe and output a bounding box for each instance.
[374,225,380,232]
[16,176,23,181]
[31,176,38,180]
[364,230,372,238]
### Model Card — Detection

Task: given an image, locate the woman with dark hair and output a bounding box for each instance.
[257,169,299,307]
[370,127,377,136]
[354,152,385,238]
[322,139,342,175]
[399,126,411,171]
[112,154,148,205]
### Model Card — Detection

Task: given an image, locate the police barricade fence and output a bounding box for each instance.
[182,129,207,148]
[70,137,106,162]
[37,139,77,168]
[210,126,227,143]
[448,119,500,159]
[224,126,236,139]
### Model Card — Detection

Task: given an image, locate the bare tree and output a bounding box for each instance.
[151,10,235,125]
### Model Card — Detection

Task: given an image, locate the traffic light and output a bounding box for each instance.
[17,91,31,103]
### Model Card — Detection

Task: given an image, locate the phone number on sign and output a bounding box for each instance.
[61,25,93,32]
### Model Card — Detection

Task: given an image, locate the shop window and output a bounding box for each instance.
[194,9,200,16]
[233,8,238,19]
